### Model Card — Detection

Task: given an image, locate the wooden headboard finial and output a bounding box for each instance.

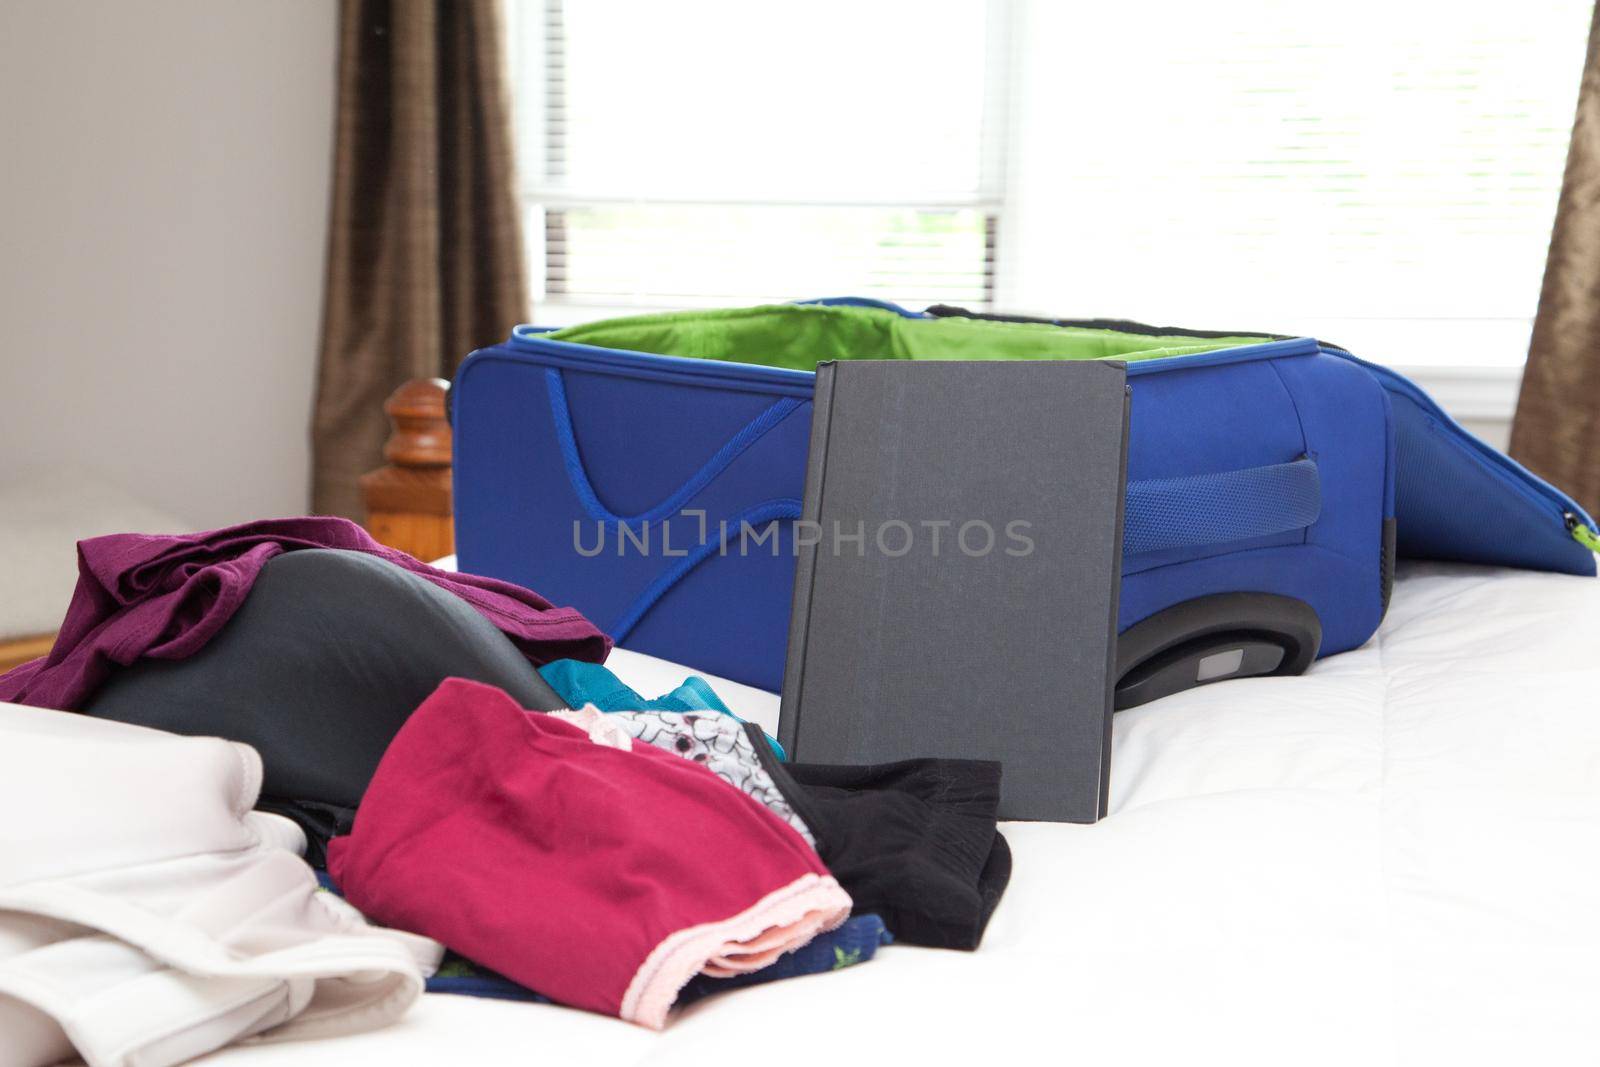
[382,377,453,467]
[360,378,455,561]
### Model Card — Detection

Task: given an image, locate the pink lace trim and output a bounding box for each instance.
[545,706,633,751]
[619,873,851,1029]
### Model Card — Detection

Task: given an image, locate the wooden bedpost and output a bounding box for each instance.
[360,378,456,562]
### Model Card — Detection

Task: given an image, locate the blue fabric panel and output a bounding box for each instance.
[1309,354,1596,576]
[454,349,813,690]
[1269,352,1392,645]
[1388,391,1596,574]
[556,368,800,520]
[620,543,800,684]
[1124,359,1307,482]
[1329,352,1594,574]
[1124,459,1321,555]
[1122,357,1310,578]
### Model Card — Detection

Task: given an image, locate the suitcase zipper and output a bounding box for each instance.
[1566,512,1600,554]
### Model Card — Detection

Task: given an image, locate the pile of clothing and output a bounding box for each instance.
[0,517,1011,1065]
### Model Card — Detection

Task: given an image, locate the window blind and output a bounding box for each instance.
[508,0,1002,317]
[508,0,1590,368]
[1000,0,1591,367]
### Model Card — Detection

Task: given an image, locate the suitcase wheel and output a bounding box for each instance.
[1114,593,1321,710]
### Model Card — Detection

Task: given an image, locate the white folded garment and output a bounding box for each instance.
[0,703,440,1067]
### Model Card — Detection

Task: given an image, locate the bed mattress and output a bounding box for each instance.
[204,561,1600,1067]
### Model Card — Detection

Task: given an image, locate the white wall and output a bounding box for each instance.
[0,0,336,529]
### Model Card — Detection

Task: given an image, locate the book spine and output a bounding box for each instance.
[777,361,838,756]
[1097,376,1132,819]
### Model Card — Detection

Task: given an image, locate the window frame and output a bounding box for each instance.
[505,0,1014,324]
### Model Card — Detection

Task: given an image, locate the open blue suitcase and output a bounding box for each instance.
[451,299,1598,701]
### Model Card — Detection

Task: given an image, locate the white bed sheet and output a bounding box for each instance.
[205,562,1600,1066]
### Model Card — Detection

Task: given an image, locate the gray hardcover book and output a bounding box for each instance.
[777,359,1129,822]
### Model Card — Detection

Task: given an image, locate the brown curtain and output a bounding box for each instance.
[311,0,528,519]
[1511,2,1600,516]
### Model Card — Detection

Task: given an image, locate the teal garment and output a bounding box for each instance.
[538,659,786,759]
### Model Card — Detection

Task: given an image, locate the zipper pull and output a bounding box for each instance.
[1565,512,1600,554]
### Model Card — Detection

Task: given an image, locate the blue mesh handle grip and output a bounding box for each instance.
[1123,457,1321,556]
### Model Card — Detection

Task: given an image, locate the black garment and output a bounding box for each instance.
[254,797,356,868]
[746,724,1011,950]
[84,549,566,858]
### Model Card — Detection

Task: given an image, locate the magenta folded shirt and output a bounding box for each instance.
[0,516,611,710]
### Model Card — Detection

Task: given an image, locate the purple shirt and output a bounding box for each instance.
[0,516,610,710]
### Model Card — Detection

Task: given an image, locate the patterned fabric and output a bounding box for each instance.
[538,658,786,758]
[610,711,814,848]
[424,915,892,1007]
[547,706,813,848]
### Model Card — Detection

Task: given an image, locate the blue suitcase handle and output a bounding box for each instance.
[1124,457,1321,555]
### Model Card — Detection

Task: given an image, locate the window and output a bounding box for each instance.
[507,0,1590,372]
[999,1,1591,370]
[506,0,1007,322]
